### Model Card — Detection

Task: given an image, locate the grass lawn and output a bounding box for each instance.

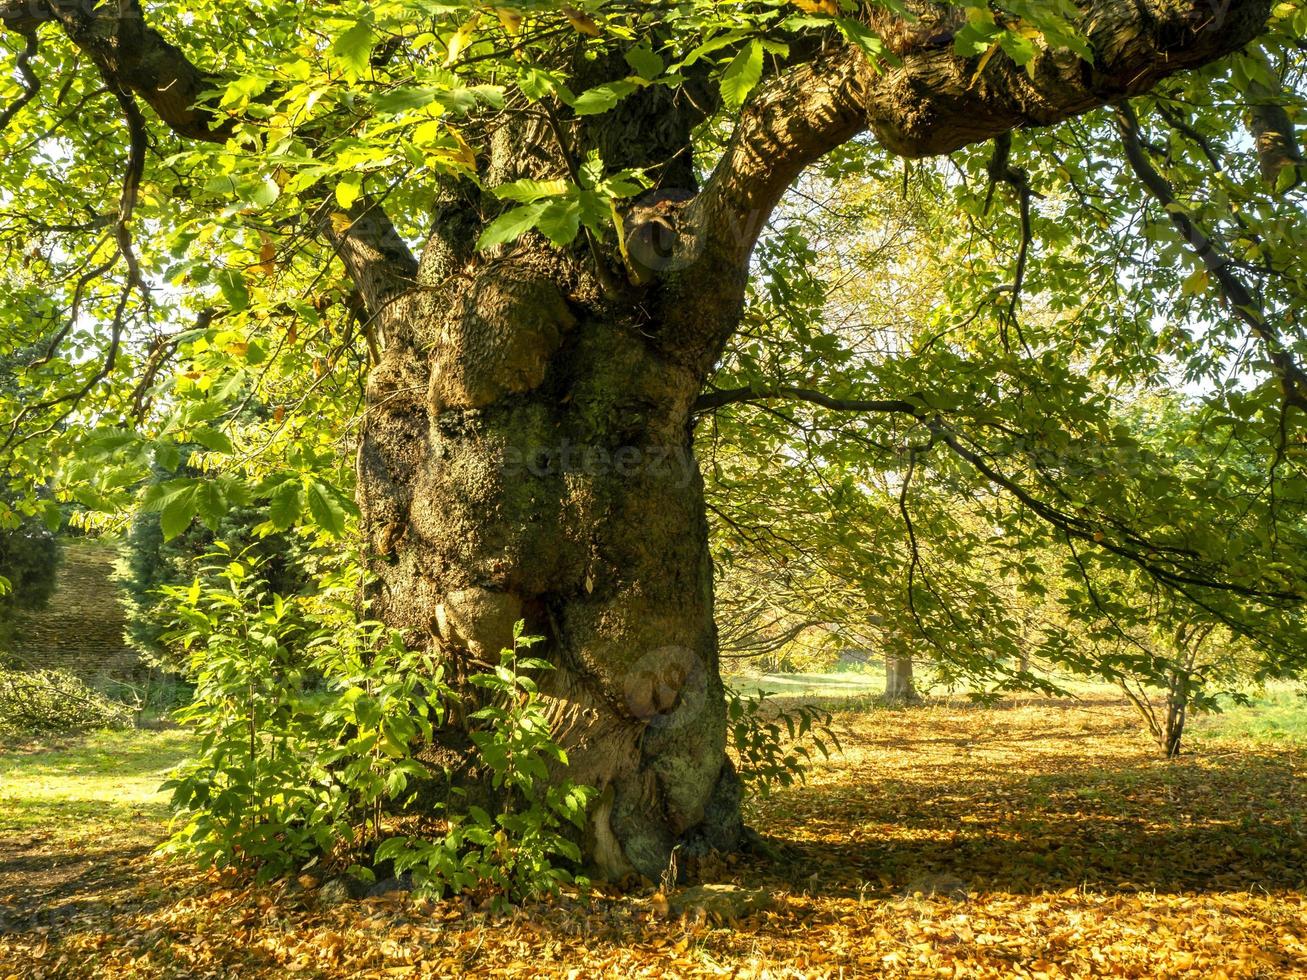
[0,693,1304,978]
[1195,685,1307,744]
[0,728,193,842]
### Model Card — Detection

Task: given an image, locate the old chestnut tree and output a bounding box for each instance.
[2,0,1305,878]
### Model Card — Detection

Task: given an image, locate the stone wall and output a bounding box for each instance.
[2,539,142,683]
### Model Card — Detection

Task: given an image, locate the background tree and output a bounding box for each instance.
[0,498,59,615]
[0,348,61,620]
[1,0,1305,881]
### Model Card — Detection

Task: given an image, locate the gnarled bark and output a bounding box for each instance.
[360,241,741,878]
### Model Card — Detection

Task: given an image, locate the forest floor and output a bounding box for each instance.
[0,691,1304,978]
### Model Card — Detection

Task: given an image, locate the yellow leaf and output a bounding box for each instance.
[970,39,1001,88]
[1182,267,1209,297]
[495,6,523,35]
[444,126,478,171]
[258,234,277,278]
[562,5,600,36]
[444,14,481,66]
[790,0,839,13]
[329,212,354,235]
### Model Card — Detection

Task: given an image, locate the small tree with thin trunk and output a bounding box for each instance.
[1116,617,1253,759]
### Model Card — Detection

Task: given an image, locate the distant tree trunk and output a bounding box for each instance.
[1158,654,1199,759]
[1160,694,1187,759]
[885,651,917,703]
[1120,625,1211,759]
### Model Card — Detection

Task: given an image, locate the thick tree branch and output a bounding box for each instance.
[864,0,1274,157]
[688,47,868,271]
[320,194,420,319]
[1247,96,1304,188]
[689,0,1274,276]
[31,0,230,142]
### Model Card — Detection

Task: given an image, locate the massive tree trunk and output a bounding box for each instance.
[353,86,751,878]
[8,0,1276,881]
[358,249,742,878]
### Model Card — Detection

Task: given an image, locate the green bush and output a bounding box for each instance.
[159,552,594,904]
[0,507,60,613]
[0,668,133,737]
[118,468,306,672]
[377,627,595,909]
[159,550,443,878]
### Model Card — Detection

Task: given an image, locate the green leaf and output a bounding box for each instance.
[190,427,234,454]
[195,481,229,531]
[518,67,571,102]
[837,18,890,62]
[570,80,638,116]
[372,87,440,114]
[625,44,664,80]
[40,500,62,534]
[268,482,302,531]
[333,19,374,78]
[161,486,198,541]
[335,175,362,210]
[998,30,1038,67]
[215,269,250,312]
[534,199,582,246]
[720,39,764,111]
[305,479,354,536]
[476,202,548,250]
[494,179,571,204]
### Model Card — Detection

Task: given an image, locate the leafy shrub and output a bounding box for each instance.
[0,668,133,737]
[118,471,306,672]
[159,553,594,903]
[727,690,839,800]
[159,551,446,878]
[0,505,60,613]
[377,626,594,909]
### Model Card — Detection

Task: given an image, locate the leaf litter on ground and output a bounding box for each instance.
[1,693,1304,978]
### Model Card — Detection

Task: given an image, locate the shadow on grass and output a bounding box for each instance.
[0,840,157,935]
[760,749,1306,899]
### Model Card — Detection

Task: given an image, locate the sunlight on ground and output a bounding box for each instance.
[0,695,1303,978]
[0,729,191,840]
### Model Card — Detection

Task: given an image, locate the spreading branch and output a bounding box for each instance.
[689,0,1274,279]
[0,0,418,321]
[319,194,419,320]
[696,382,1304,606]
[1114,100,1307,412]
[694,385,919,416]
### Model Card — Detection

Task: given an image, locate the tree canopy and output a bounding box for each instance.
[1,0,1305,694]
